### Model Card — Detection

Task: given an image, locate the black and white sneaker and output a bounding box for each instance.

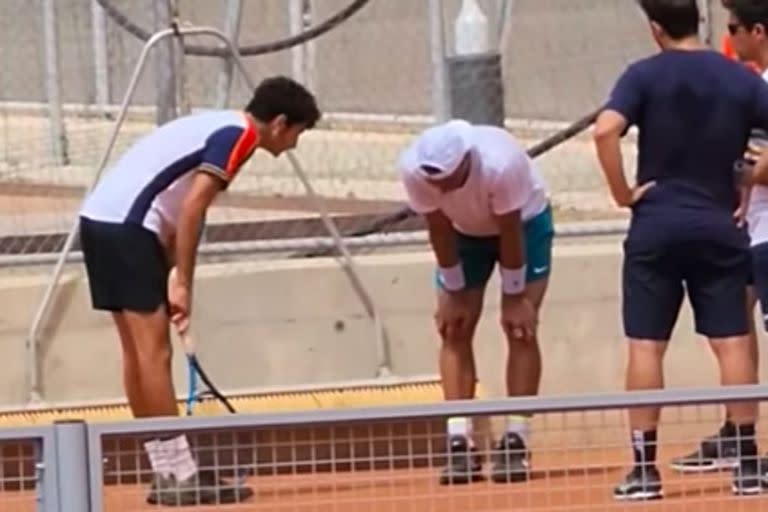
[613,466,663,501]
[438,435,483,485]
[732,458,764,496]
[490,432,531,483]
[669,431,739,473]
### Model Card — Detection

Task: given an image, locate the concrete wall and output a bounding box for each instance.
[0,234,756,409]
[1,0,730,120]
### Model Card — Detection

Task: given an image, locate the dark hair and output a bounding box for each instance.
[245,76,321,129]
[638,0,700,40]
[728,0,768,30]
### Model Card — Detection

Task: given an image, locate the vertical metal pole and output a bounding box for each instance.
[41,0,68,165]
[34,438,45,512]
[698,0,713,47]
[91,0,110,110]
[216,0,244,108]
[496,0,513,51]
[53,421,91,512]
[308,0,318,91]
[39,430,61,512]
[154,0,177,125]
[289,0,306,83]
[428,0,450,122]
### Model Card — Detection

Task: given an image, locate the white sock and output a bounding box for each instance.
[505,415,530,444]
[143,439,172,478]
[160,435,198,482]
[447,417,474,446]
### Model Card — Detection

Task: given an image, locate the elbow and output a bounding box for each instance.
[593,123,617,144]
[592,111,624,144]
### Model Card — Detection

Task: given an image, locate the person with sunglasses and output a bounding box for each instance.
[670,0,768,482]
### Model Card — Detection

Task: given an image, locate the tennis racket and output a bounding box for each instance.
[178,329,255,484]
[179,330,236,415]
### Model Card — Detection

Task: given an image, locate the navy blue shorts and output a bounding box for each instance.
[80,216,170,313]
[622,239,750,340]
[751,242,768,331]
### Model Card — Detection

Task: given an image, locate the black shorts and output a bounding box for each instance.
[622,239,750,340]
[751,242,768,331]
[79,216,170,313]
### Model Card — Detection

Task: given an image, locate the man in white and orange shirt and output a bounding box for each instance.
[79,76,321,506]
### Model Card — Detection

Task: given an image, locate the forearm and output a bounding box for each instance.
[426,210,459,267]
[174,206,205,289]
[426,211,463,290]
[595,135,632,206]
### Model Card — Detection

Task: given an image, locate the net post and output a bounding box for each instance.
[51,420,91,512]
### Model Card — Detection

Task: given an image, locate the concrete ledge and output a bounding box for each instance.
[0,235,758,410]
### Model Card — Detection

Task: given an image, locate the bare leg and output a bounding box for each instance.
[121,306,178,418]
[709,334,758,425]
[505,277,548,398]
[112,312,148,417]
[437,287,484,485]
[491,277,551,484]
[437,288,485,402]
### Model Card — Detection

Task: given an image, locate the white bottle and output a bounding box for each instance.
[454,0,490,56]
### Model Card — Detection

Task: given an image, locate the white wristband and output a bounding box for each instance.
[500,266,526,295]
[438,264,465,291]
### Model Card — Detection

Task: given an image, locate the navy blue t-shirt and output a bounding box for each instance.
[605,49,768,248]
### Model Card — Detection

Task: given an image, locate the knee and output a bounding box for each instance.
[438,317,479,352]
[137,339,172,366]
[627,339,667,362]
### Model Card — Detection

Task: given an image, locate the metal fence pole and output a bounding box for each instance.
[215,0,244,108]
[91,0,111,111]
[41,0,68,165]
[290,0,307,83]
[153,0,177,125]
[428,0,450,122]
[698,0,713,47]
[53,421,91,512]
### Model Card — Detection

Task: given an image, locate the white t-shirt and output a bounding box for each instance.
[398,124,549,236]
[747,69,768,246]
[80,110,259,236]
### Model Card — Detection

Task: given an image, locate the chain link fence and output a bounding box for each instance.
[1,0,733,269]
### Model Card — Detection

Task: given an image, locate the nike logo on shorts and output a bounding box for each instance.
[533,266,549,275]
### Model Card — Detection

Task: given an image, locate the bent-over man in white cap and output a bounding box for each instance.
[397,119,554,485]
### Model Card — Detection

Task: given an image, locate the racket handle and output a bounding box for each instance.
[179,330,195,355]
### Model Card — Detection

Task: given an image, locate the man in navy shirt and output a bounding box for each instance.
[593,0,768,501]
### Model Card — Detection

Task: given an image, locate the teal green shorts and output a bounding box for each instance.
[434,205,555,290]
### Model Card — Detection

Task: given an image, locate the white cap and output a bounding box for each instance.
[414,119,473,181]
